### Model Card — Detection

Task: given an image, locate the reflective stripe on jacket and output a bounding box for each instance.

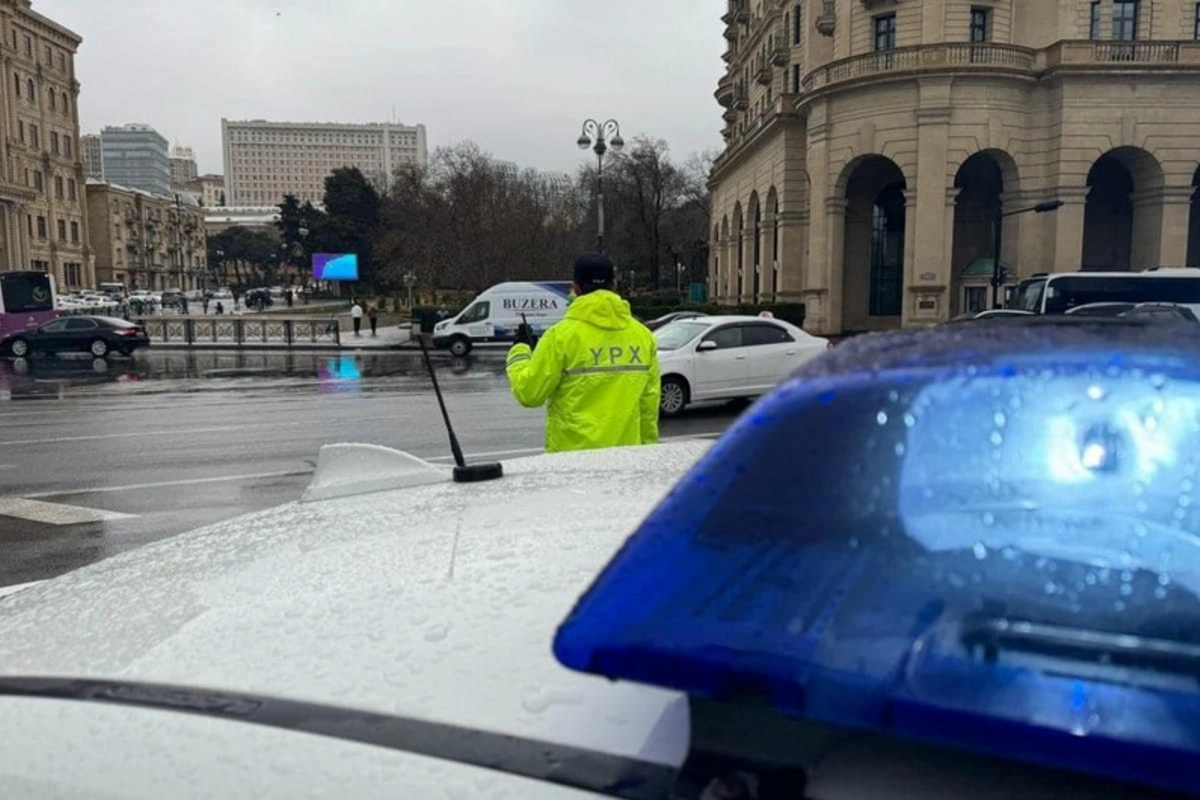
[506,289,659,453]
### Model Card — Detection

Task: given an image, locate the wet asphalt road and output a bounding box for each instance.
[0,349,740,588]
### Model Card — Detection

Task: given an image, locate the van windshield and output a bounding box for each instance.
[458,301,490,324]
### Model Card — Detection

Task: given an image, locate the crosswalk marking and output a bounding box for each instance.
[0,497,136,526]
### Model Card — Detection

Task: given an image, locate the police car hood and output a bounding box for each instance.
[0,441,712,769]
[564,290,634,331]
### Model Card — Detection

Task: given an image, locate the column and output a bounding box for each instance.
[1155,186,1192,268]
[741,226,756,303]
[821,197,847,334]
[776,209,808,303]
[1050,187,1088,273]
[909,97,951,326]
[804,115,835,333]
[1131,188,1166,270]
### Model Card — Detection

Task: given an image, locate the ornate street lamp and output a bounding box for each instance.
[577,119,624,252]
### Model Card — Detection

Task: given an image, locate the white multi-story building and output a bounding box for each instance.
[82,133,102,181]
[221,119,428,207]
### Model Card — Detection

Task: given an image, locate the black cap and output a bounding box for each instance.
[573,253,615,294]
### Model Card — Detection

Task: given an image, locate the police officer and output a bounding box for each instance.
[506,252,660,453]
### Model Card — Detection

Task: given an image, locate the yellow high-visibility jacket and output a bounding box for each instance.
[506,290,660,453]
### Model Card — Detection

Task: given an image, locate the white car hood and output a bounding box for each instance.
[0,441,711,770]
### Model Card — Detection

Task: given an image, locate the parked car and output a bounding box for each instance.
[654,314,831,417]
[1064,302,1138,317]
[1,315,150,358]
[643,310,705,331]
[1122,302,1199,322]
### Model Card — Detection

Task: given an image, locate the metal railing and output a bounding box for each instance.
[135,317,341,347]
[802,42,1036,92]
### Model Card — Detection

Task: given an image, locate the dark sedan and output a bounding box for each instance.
[1,315,150,358]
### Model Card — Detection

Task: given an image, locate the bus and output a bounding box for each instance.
[0,271,57,338]
[1009,268,1200,316]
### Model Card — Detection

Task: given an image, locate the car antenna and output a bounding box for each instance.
[416,332,504,483]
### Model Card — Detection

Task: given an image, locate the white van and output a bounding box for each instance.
[432,281,573,356]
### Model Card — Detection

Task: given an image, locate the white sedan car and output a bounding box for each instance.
[654,315,830,417]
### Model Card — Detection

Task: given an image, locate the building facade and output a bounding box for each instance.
[221,118,428,206]
[709,0,1200,335]
[81,132,102,180]
[0,0,92,290]
[169,145,198,190]
[100,124,170,196]
[85,181,208,291]
[185,173,225,208]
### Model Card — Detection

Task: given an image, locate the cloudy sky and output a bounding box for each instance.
[37,0,727,176]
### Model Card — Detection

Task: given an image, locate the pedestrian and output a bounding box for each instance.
[506,252,659,453]
[202,296,210,315]
[286,290,294,308]
[216,301,224,315]
[368,304,378,337]
[351,300,364,336]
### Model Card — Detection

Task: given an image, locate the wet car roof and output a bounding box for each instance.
[0,440,712,769]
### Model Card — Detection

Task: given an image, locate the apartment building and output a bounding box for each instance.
[710,0,1200,334]
[0,1,91,290]
[221,118,428,207]
[86,181,208,292]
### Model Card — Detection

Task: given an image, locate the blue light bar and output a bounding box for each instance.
[554,318,1200,796]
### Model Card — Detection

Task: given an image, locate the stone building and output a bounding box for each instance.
[709,0,1200,334]
[0,0,91,290]
[85,181,208,292]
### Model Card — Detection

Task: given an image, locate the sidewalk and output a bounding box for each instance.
[339,314,412,349]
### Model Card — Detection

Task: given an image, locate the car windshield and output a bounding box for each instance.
[654,321,710,350]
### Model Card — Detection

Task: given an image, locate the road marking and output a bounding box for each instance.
[24,469,314,499]
[0,497,136,526]
[20,435,722,499]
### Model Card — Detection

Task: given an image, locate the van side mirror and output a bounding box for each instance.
[697,340,718,352]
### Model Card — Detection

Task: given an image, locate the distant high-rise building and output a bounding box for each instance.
[82,134,103,181]
[101,124,170,196]
[222,118,427,207]
[0,3,92,289]
[169,145,198,190]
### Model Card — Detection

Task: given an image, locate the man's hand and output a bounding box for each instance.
[515,323,537,349]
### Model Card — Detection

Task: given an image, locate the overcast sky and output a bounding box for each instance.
[37,0,726,176]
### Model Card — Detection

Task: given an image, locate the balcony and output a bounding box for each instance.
[1043,39,1200,70]
[733,87,749,110]
[724,24,738,42]
[756,64,773,85]
[771,41,790,67]
[816,0,836,36]
[802,42,1036,93]
[722,47,734,63]
[723,107,738,123]
[715,76,735,106]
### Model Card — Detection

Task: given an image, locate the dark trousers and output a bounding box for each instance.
[370,318,377,336]
[353,318,361,336]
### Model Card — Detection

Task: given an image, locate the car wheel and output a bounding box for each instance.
[90,338,110,358]
[8,337,29,357]
[660,376,689,418]
[449,336,472,357]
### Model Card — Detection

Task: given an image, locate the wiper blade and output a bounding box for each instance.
[962,616,1200,676]
[0,676,677,800]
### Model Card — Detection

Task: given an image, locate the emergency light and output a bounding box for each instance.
[554,317,1200,797]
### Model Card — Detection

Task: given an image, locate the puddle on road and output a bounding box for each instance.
[0,351,509,401]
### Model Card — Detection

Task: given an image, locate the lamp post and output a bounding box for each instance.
[403,270,416,309]
[991,199,1064,309]
[577,119,624,253]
